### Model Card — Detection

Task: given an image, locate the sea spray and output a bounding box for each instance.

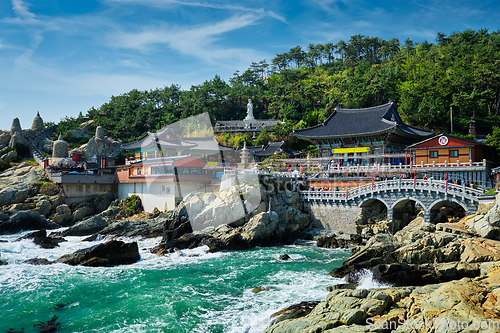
[0,231,350,333]
[354,268,393,289]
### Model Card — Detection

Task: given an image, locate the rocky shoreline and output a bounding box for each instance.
[264,197,500,332]
[3,162,500,332]
[0,164,316,268]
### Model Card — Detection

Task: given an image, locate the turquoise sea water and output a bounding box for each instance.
[0,231,351,333]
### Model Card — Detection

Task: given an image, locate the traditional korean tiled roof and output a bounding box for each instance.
[293,103,433,139]
[180,136,235,152]
[122,128,197,150]
[244,141,302,158]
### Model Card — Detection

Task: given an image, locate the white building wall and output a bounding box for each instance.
[118,182,175,212]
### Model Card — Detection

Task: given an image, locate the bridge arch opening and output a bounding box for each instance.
[359,199,388,224]
[391,199,423,231]
[430,200,466,223]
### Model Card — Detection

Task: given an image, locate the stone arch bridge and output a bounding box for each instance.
[297,179,484,223]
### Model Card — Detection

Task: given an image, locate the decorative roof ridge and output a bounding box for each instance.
[335,102,393,113]
[399,123,433,133]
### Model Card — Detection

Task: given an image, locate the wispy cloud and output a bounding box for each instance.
[109,14,265,65]
[12,0,35,19]
[104,0,286,23]
[5,0,55,27]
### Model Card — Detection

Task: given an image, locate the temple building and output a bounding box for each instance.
[122,128,237,167]
[116,155,211,212]
[293,102,434,165]
[242,141,302,162]
[405,133,497,186]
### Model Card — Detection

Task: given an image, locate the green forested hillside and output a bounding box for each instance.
[57,29,500,145]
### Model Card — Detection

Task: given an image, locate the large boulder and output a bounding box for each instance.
[0,210,59,235]
[0,163,46,206]
[58,215,107,236]
[0,133,11,147]
[8,132,28,149]
[35,200,52,217]
[16,229,65,249]
[71,206,95,223]
[1,149,17,162]
[98,218,165,238]
[240,211,279,243]
[51,204,73,226]
[57,240,140,267]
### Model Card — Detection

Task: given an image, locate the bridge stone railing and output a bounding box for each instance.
[300,179,483,202]
[299,179,484,223]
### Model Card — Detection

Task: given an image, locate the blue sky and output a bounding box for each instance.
[1,0,499,130]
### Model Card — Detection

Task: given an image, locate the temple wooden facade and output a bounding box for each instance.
[293,102,434,165]
[406,134,496,166]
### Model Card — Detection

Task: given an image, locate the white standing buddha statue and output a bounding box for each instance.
[244,99,255,121]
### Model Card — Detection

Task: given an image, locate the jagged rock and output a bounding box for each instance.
[156,177,312,254]
[240,211,279,243]
[58,215,107,236]
[317,234,362,249]
[8,203,32,214]
[0,133,11,146]
[162,203,193,242]
[71,206,95,223]
[16,229,65,249]
[0,164,45,206]
[265,272,500,333]
[269,301,321,326]
[23,258,52,265]
[68,120,94,139]
[51,204,73,226]
[37,182,61,196]
[35,200,52,217]
[57,240,140,267]
[48,193,66,214]
[252,287,270,293]
[115,195,143,219]
[0,210,59,235]
[279,254,291,260]
[1,149,17,162]
[330,234,400,279]
[8,132,28,149]
[0,212,8,221]
[98,218,165,238]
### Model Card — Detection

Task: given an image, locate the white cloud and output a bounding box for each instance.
[104,0,286,23]
[109,14,265,65]
[12,0,35,19]
[117,59,151,68]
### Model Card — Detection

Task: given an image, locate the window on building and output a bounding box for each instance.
[429,151,438,158]
[190,167,201,174]
[147,151,156,159]
[137,168,142,175]
[450,150,458,158]
[151,165,173,175]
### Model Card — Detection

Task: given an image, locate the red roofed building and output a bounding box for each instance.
[116,155,212,212]
[406,133,497,187]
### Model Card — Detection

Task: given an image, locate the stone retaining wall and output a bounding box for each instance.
[305,201,359,234]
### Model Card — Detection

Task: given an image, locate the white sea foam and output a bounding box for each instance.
[0,231,351,333]
[355,269,393,289]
